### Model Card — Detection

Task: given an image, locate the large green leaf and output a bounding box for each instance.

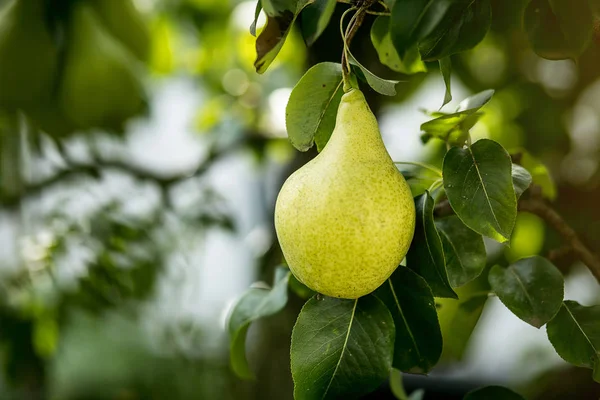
[300,0,337,45]
[524,0,594,60]
[291,295,395,399]
[228,270,290,379]
[255,0,312,73]
[464,386,525,400]
[348,51,400,96]
[389,0,451,57]
[407,192,457,299]
[443,139,517,242]
[435,216,486,288]
[420,90,493,146]
[371,16,427,75]
[489,256,564,328]
[420,0,492,61]
[376,267,442,373]
[285,62,343,151]
[547,300,600,382]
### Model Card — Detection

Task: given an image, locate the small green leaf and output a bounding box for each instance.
[301,0,337,45]
[464,386,526,400]
[443,139,517,242]
[285,62,344,151]
[437,279,489,360]
[390,370,425,400]
[512,164,532,200]
[291,295,395,400]
[547,300,600,382]
[435,216,486,288]
[250,0,262,36]
[407,192,457,299]
[420,0,492,61]
[376,266,442,373]
[390,0,449,58]
[511,149,557,200]
[524,0,594,60]
[348,51,400,96]
[489,256,564,328]
[371,16,427,75]
[420,90,493,145]
[228,271,290,379]
[439,57,452,108]
[255,0,312,73]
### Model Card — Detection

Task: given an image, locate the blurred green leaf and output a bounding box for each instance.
[489,256,564,328]
[227,271,290,379]
[511,149,557,200]
[465,386,526,400]
[407,192,457,299]
[443,139,516,242]
[285,62,343,151]
[371,16,427,75]
[547,300,600,382]
[250,0,262,36]
[389,370,425,400]
[436,216,486,288]
[288,273,316,299]
[291,295,394,400]
[348,51,400,96]
[524,0,593,60]
[376,266,442,373]
[301,0,337,45]
[420,0,492,61]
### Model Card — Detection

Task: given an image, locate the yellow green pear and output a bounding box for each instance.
[90,0,151,62]
[0,0,57,109]
[59,3,145,130]
[275,89,416,299]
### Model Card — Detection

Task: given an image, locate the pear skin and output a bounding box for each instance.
[0,0,57,109]
[275,89,415,299]
[59,3,145,130]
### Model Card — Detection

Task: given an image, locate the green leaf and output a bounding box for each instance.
[512,164,532,200]
[443,139,517,242]
[371,16,427,75]
[390,0,450,58]
[489,256,564,328]
[407,192,457,299]
[250,0,262,36]
[464,386,526,400]
[376,267,442,373]
[389,370,425,400]
[291,295,395,400]
[228,271,290,379]
[435,216,486,288]
[524,0,594,60]
[439,57,452,108]
[285,62,344,151]
[547,300,600,382]
[511,148,557,200]
[420,90,493,146]
[348,51,400,96]
[255,0,311,73]
[420,0,492,61]
[301,0,337,45]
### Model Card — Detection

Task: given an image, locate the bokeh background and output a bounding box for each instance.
[0,0,599,399]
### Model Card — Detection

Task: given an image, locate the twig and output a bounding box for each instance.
[518,198,600,284]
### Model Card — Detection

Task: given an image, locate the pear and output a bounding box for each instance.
[90,0,151,62]
[275,89,416,299]
[0,0,57,109]
[59,3,145,130]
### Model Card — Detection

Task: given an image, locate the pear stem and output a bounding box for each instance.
[394,161,443,177]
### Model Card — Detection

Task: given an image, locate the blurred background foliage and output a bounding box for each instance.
[0,0,599,399]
